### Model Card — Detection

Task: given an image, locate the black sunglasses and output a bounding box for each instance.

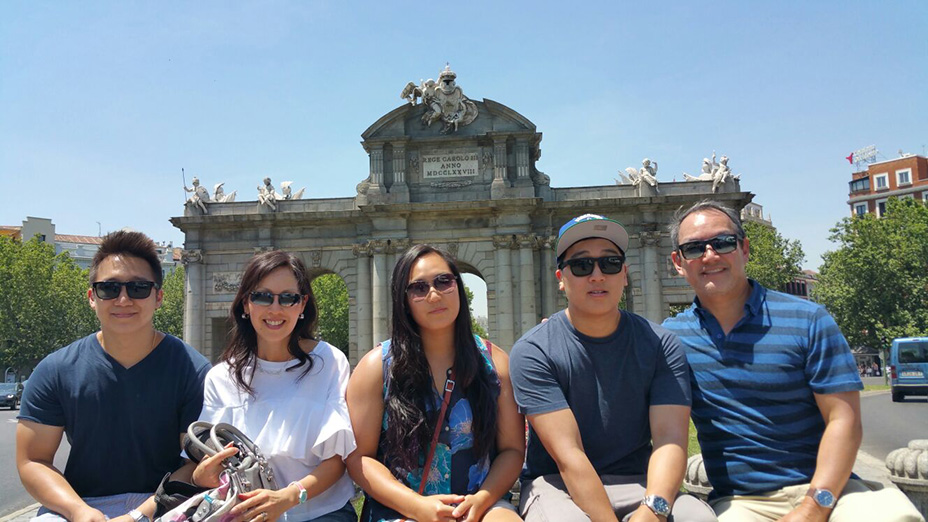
[92,281,159,300]
[677,234,740,260]
[249,291,303,307]
[558,256,625,277]
[406,273,457,302]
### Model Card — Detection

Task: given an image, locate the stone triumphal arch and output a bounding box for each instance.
[172,68,752,364]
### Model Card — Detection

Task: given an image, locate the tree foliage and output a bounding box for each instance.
[312,274,349,356]
[0,237,97,372]
[463,284,488,338]
[154,265,185,338]
[744,221,805,290]
[814,198,928,350]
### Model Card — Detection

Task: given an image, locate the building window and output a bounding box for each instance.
[849,177,870,192]
[896,168,912,186]
[854,203,867,216]
[873,173,889,191]
[876,198,888,217]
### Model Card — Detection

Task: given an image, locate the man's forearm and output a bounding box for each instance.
[810,415,860,494]
[558,451,619,522]
[20,460,92,520]
[644,441,686,502]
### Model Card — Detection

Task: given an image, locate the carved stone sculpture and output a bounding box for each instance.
[401,65,479,134]
[184,177,211,213]
[682,152,741,193]
[257,177,278,210]
[617,158,660,192]
[277,181,305,200]
[213,183,237,203]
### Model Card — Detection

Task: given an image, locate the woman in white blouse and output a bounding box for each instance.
[189,250,357,522]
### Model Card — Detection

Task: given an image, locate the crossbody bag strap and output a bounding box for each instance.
[417,368,456,495]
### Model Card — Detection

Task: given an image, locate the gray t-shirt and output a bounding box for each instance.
[510,310,691,480]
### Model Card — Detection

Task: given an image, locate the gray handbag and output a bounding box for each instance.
[184,421,279,493]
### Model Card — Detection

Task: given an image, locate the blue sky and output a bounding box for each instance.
[2,1,926,277]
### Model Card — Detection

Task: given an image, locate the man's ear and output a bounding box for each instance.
[88,287,97,310]
[555,269,565,292]
[155,288,164,309]
[670,250,685,276]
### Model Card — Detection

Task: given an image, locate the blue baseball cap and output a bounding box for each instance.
[556,214,629,258]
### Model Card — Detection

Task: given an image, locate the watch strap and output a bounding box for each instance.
[641,495,671,517]
[289,481,308,504]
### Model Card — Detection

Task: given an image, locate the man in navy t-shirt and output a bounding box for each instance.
[510,214,716,522]
[662,200,922,522]
[17,231,210,522]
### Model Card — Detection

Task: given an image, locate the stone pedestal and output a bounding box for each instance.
[683,454,712,500]
[886,439,928,516]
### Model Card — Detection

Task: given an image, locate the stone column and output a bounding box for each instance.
[369,146,385,193]
[352,242,372,363]
[182,249,205,357]
[515,139,530,180]
[639,230,664,322]
[371,240,388,346]
[493,139,508,181]
[493,235,515,349]
[392,145,406,185]
[540,236,557,318]
[517,234,537,337]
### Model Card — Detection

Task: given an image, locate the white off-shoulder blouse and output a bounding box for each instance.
[197,341,357,522]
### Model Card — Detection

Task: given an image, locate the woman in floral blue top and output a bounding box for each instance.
[347,245,524,522]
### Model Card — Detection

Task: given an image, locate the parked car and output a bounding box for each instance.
[889,337,928,403]
[0,382,21,410]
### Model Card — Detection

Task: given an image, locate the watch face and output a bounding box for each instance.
[645,495,671,516]
[813,489,836,508]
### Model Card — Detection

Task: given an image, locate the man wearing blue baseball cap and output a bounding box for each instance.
[510,214,715,522]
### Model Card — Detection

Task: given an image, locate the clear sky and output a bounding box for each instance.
[2,2,926,297]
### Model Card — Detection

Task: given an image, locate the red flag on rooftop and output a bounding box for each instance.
[846,153,854,164]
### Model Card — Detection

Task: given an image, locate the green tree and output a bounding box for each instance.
[463,284,488,338]
[744,221,805,290]
[0,237,97,371]
[814,197,928,350]
[154,265,186,338]
[312,274,348,356]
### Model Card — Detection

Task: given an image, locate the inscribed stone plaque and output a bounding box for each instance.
[422,151,479,178]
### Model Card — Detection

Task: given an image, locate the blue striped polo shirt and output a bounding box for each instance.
[662,280,862,497]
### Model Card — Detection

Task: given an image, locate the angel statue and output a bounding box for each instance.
[184,177,211,214]
[682,152,740,193]
[402,65,479,134]
[213,183,237,203]
[277,181,305,200]
[257,177,278,210]
[617,158,660,192]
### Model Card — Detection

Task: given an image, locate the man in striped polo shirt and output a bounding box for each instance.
[662,201,922,522]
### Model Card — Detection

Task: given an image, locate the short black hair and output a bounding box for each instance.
[669,200,746,250]
[88,230,164,287]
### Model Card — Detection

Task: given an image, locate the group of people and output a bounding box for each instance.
[15,201,924,522]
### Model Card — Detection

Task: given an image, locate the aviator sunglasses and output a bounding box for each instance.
[406,273,457,301]
[677,234,740,260]
[249,291,303,307]
[92,281,160,300]
[558,256,625,277]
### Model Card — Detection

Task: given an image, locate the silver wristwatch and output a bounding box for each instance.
[641,495,671,517]
[128,510,150,522]
[807,487,837,508]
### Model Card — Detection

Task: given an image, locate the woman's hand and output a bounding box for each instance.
[451,490,494,522]
[229,488,298,522]
[190,443,238,488]
[412,493,466,522]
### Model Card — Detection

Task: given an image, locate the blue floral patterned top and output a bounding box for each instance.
[361,336,500,522]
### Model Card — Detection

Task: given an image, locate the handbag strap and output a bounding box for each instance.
[417,368,456,495]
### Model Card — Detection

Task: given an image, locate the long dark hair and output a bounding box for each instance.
[383,244,498,471]
[223,250,318,395]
